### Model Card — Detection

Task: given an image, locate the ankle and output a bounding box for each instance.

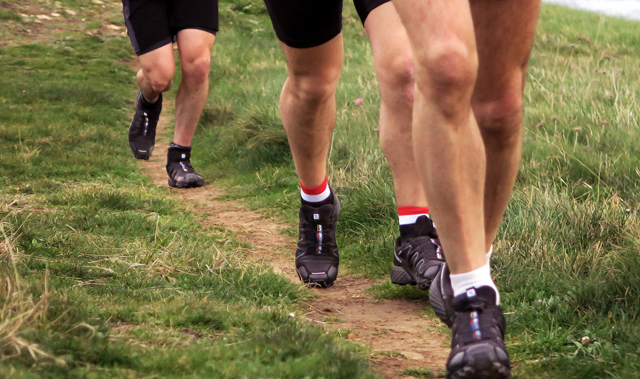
[450,264,500,305]
[167,143,192,162]
[300,176,332,205]
[398,206,430,238]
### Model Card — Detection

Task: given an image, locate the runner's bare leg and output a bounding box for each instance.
[365,3,427,208]
[470,0,541,252]
[136,44,175,103]
[391,0,485,274]
[279,35,344,188]
[174,29,216,147]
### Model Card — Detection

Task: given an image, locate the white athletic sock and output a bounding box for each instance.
[486,245,493,267]
[450,263,500,305]
[300,176,331,203]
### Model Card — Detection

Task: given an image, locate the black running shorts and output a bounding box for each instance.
[122,0,219,56]
[264,0,390,49]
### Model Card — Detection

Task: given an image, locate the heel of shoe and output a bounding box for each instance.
[390,265,416,286]
[429,263,453,327]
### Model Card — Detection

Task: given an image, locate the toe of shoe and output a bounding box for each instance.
[296,264,338,288]
[170,175,205,188]
[129,141,153,160]
[447,342,510,379]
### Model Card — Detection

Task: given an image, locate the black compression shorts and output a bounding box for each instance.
[264,0,390,49]
[122,0,219,56]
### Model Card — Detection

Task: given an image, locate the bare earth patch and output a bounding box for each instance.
[141,99,449,378]
[0,0,126,48]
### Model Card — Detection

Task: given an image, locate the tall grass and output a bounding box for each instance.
[0,221,59,366]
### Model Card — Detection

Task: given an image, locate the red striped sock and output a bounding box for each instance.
[398,206,430,225]
[300,176,330,202]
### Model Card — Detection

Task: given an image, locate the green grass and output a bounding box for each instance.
[0,9,21,22]
[0,1,377,377]
[192,2,640,378]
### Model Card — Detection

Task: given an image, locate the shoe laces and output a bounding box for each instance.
[451,288,506,347]
[299,207,336,255]
[167,154,197,177]
[177,159,195,174]
[452,307,505,347]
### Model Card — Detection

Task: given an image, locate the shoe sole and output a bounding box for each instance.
[168,177,205,189]
[390,265,417,286]
[447,342,511,379]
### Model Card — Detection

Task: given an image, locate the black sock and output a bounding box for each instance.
[169,142,191,150]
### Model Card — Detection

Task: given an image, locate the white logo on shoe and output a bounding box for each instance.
[313,214,320,220]
[467,288,477,298]
[181,154,186,159]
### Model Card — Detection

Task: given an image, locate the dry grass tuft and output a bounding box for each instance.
[0,219,63,366]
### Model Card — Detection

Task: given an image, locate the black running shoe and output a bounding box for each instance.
[166,145,205,188]
[429,261,455,327]
[295,192,340,288]
[128,90,162,160]
[390,261,416,286]
[394,216,444,290]
[445,286,510,379]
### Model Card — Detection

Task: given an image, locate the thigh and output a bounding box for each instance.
[364,2,412,71]
[353,0,390,24]
[471,0,541,101]
[137,42,175,77]
[281,34,343,81]
[122,0,172,55]
[169,0,219,36]
[264,0,343,48]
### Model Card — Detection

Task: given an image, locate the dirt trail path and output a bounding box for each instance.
[141,100,449,378]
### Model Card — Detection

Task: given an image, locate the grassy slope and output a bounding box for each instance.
[195,2,640,378]
[0,1,376,378]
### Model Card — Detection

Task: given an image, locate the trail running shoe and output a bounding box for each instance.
[166,145,205,188]
[390,261,416,286]
[393,215,444,290]
[429,261,455,327]
[295,192,340,288]
[445,286,510,379]
[128,90,162,160]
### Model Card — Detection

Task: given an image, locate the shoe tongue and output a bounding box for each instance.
[301,204,335,224]
[168,146,191,162]
[452,286,497,311]
[413,215,437,238]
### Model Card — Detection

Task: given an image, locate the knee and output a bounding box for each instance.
[150,77,173,94]
[181,54,212,86]
[143,64,174,93]
[473,74,525,146]
[287,66,341,107]
[377,53,415,104]
[414,41,478,116]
